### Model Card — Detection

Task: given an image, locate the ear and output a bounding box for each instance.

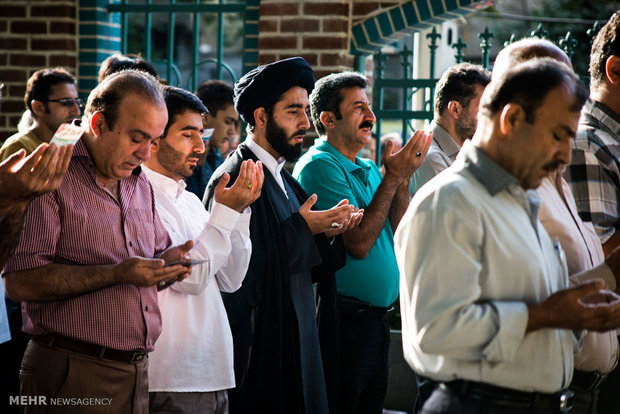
[319,111,336,130]
[30,100,46,117]
[151,137,160,153]
[203,113,214,127]
[498,103,525,136]
[446,100,461,120]
[254,107,267,129]
[605,56,620,85]
[90,111,107,138]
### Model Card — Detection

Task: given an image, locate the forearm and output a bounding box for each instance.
[343,172,402,258]
[389,181,410,233]
[0,202,28,269]
[4,263,118,302]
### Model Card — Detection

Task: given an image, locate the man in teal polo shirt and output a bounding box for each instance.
[293,71,431,414]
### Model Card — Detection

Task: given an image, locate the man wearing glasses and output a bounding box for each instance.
[0,67,82,161]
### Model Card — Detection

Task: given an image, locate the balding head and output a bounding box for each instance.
[493,38,572,78]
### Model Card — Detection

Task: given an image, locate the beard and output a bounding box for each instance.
[265,116,304,162]
[157,139,200,179]
[454,112,476,144]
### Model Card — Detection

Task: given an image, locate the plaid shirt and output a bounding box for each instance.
[2,138,171,351]
[566,99,620,244]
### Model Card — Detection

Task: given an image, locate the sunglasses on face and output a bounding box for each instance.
[44,98,84,108]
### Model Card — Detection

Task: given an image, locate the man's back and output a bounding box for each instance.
[0,130,43,161]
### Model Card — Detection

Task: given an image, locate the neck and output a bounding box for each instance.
[326,133,359,163]
[435,117,463,147]
[29,120,54,143]
[251,130,281,160]
[590,84,620,116]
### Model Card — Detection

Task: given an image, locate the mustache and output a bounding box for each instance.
[359,121,374,129]
[543,162,560,172]
[290,130,307,139]
[187,152,201,159]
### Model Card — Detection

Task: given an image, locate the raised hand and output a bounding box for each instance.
[299,195,354,235]
[0,143,73,207]
[325,207,364,238]
[214,160,264,212]
[382,130,432,181]
[527,280,620,333]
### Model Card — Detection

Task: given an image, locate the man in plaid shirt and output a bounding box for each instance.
[566,11,620,256]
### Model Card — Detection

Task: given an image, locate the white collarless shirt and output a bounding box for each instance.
[143,166,252,392]
[245,137,289,197]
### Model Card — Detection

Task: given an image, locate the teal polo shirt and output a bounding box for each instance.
[293,138,400,307]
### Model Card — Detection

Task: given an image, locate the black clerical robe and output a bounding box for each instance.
[203,142,344,414]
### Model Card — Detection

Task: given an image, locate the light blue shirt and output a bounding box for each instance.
[0,282,11,344]
[293,138,399,307]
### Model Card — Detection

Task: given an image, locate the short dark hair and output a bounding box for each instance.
[85,69,164,130]
[24,67,76,114]
[162,86,207,137]
[590,12,620,87]
[481,58,588,123]
[98,53,159,83]
[434,63,490,116]
[310,72,368,135]
[195,80,234,116]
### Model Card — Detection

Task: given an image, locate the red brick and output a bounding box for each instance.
[323,18,348,33]
[260,4,299,16]
[0,54,7,66]
[9,116,23,128]
[9,84,27,98]
[0,38,27,50]
[0,100,28,113]
[259,20,278,32]
[281,19,319,33]
[50,21,76,35]
[0,6,27,18]
[0,131,12,143]
[320,53,345,66]
[259,36,297,49]
[315,70,335,80]
[31,5,76,18]
[11,20,47,34]
[303,3,348,16]
[31,38,76,51]
[0,70,28,83]
[303,36,347,50]
[9,54,47,67]
[49,55,77,68]
[299,53,318,66]
[259,54,278,64]
[0,21,7,32]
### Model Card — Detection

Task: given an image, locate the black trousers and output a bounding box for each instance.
[337,308,390,414]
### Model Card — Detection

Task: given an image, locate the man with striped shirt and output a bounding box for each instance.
[2,70,192,414]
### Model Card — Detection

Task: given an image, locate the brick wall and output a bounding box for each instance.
[257,0,412,79]
[0,0,78,142]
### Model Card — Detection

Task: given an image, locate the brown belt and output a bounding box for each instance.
[32,334,147,364]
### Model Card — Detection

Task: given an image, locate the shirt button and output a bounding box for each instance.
[144,306,149,312]
[129,241,133,247]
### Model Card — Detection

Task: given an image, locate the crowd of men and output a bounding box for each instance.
[2,10,620,414]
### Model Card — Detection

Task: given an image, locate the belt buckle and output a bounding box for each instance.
[559,389,574,413]
[130,350,146,363]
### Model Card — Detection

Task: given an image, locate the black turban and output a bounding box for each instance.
[234,56,315,123]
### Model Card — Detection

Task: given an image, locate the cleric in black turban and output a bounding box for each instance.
[234,56,315,124]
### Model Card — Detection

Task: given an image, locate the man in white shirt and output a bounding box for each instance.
[144,86,263,414]
[409,63,490,197]
[395,58,620,414]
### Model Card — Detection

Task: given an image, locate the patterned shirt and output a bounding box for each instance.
[566,99,620,243]
[2,138,171,351]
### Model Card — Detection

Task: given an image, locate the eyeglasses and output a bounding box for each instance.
[44,98,84,108]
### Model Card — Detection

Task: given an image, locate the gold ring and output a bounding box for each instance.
[247,184,252,189]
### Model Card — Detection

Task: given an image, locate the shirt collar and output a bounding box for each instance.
[246,136,286,178]
[459,140,519,196]
[430,121,461,159]
[316,137,371,182]
[142,165,187,200]
[584,99,620,136]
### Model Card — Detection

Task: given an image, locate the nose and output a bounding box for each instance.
[135,140,152,161]
[299,112,311,130]
[70,101,81,116]
[194,134,205,154]
[365,106,376,123]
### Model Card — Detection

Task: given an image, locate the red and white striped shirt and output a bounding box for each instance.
[3,138,171,351]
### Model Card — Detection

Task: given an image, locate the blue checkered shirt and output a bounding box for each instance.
[565,99,620,244]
